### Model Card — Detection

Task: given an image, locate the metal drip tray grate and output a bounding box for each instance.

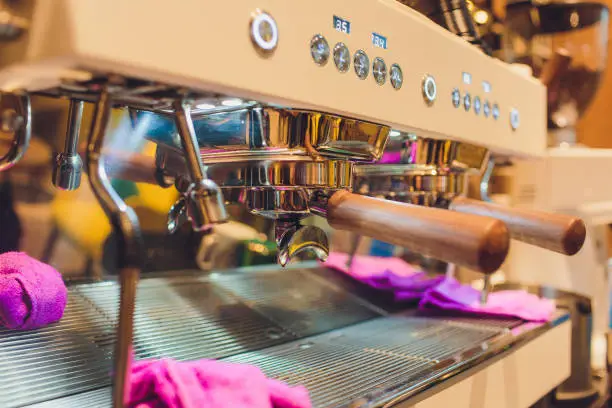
[76,278,295,361]
[211,269,381,336]
[0,268,538,408]
[0,291,115,408]
[225,315,505,407]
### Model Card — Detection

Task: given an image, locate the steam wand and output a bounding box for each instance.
[86,87,144,408]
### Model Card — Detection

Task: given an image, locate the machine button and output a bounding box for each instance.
[473,96,481,115]
[390,64,403,90]
[510,109,520,130]
[451,88,461,108]
[492,103,500,120]
[310,34,330,66]
[422,75,437,105]
[483,101,491,117]
[354,50,369,79]
[372,57,387,85]
[250,10,279,55]
[333,42,350,72]
[463,93,471,111]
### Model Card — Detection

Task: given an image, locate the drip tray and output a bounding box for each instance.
[0,266,561,408]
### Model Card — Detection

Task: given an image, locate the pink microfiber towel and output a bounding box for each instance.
[0,252,67,330]
[419,277,556,322]
[128,358,312,408]
[323,252,444,301]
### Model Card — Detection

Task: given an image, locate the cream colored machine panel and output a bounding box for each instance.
[0,0,545,157]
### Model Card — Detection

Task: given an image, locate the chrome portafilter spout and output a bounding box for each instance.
[52,100,83,190]
[241,189,330,265]
[275,218,329,266]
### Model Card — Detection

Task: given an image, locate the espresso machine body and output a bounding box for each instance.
[0,1,575,407]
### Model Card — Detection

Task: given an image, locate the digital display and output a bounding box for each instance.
[462,72,472,85]
[372,32,387,49]
[333,15,351,34]
[482,81,492,93]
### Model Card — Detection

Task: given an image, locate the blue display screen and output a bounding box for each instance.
[372,32,387,49]
[333,15,351,34]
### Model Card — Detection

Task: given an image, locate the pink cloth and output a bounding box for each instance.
[323,252,444,301]
[128,358,312,408]
[419,277,556,322]
[0,252,67,330]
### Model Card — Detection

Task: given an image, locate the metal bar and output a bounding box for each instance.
[173,98,205,182]
[0,93,31,172]
[479,158,495,203]
[65,100,84,154]
[346,233,361,269]
[85,88,144,408]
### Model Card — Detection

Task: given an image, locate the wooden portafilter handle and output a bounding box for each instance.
[326,191,510,274]
[449,197,586,255]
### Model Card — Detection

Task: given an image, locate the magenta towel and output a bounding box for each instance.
[0,252,67,330]
[323,252,444,301]
[128,358,312,408]
[419,277,556,322]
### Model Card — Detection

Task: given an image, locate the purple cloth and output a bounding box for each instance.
[378,151,402,164]
[0,252,67,330]
[419,277,556,322]
[128,358,311,408]
[324,253,555,322]
[323,252,444,301]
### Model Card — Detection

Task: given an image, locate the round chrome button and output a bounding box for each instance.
[390,64,403,90]
[510,109,520,130]
[310,34,330,66]
[333,42,350,72]
[250,10,279,54]
[422,75,437,105]
[463,94,471,111]
[473,96,481,115]
[492,103,500,120]
[483,101,491,117]
[372,57,387,85]
[353,50,369,79]
[451,88,461,108]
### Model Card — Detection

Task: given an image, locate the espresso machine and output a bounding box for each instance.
[0,0,584,407]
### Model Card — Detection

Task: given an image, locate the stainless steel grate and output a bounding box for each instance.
[0,291,114,408]
[225,315,503,407]
[77,278,294,360]
[0,269,530,407]
[212,269,381,336]
[30,388,110,408]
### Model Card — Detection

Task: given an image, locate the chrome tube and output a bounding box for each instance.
[346,234,361,269]
[53,100,84,190]
[479,158,495,203]
[85,88,144,408]
[0,93,31,172]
